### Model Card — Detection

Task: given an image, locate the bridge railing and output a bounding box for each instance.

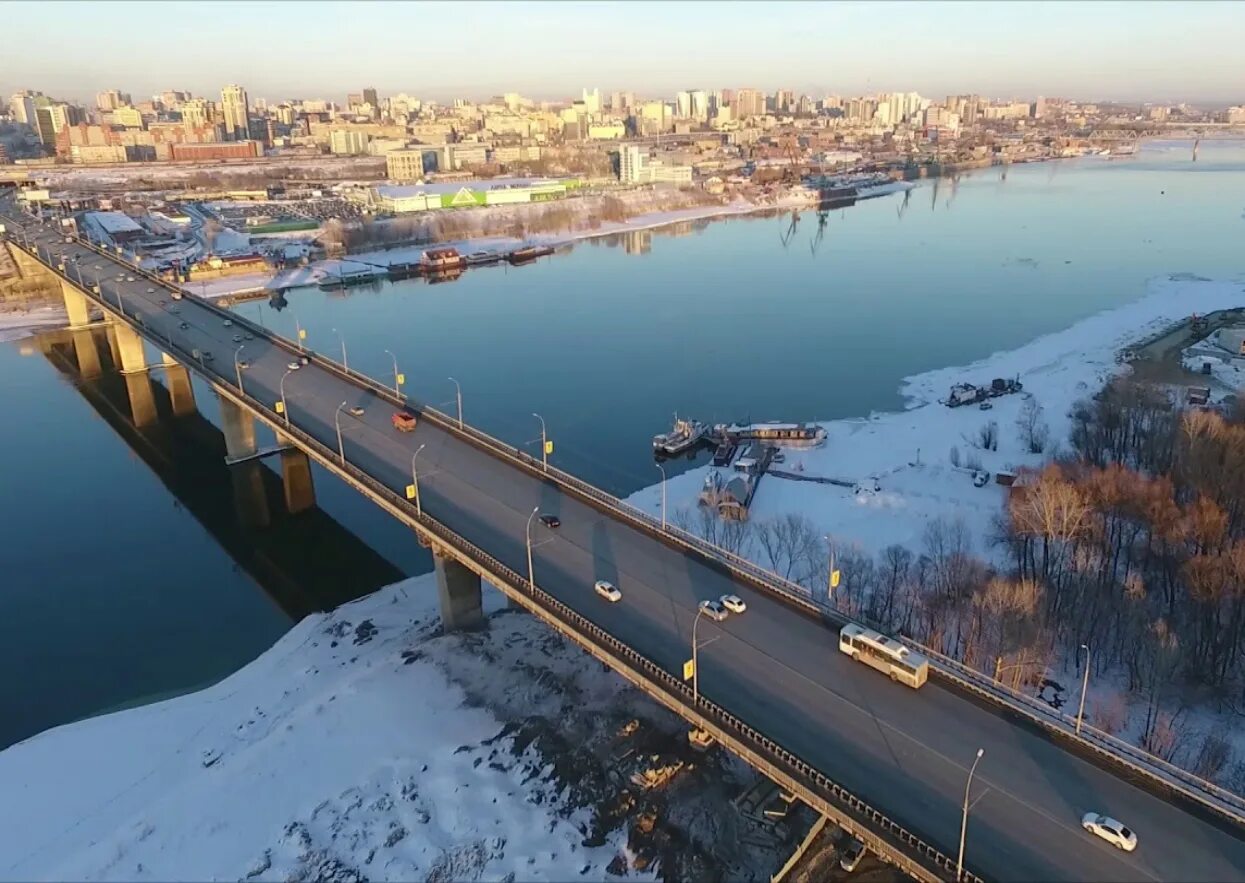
[17,230,1245,830]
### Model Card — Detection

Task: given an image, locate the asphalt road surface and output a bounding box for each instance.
[9,211,1245,882]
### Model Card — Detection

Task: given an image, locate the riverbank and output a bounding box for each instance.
[627,273,1244,560]
[0,570,800,882]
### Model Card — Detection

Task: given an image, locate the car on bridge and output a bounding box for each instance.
[699,599,729,621]
[392,412,417,433]
[539,514,561,529]
[1082,813,1138,852]
[594,580,622,602]
[348,406,365,417]
[721,594,747,614]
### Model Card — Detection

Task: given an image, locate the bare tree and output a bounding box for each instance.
[1018,396,1050,454]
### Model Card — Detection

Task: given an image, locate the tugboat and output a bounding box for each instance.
[653,415,708,457]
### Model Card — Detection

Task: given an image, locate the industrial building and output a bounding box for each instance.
[368,178,576,214]
[385,149,425,182]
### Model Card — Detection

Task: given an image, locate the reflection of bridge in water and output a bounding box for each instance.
[36,325,403,621]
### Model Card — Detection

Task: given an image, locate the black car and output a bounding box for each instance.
[539,514,561,529]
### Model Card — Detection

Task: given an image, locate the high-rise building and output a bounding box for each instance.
[774,89,794,114]
[690,90,708,121]
[676,91,691,119]
[581,87,601,114]
[9,91,39,127]
[220,84,250,140]
[618,143,646,183]
[735,89,766,119]
[181,98,213,130]
[112,106,145,129]
[362,87,378,108]
[96,90,127,112]
[159,90,188,108]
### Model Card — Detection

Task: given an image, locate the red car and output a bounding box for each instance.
[391,411,417,433]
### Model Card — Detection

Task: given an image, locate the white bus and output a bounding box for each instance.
[839,623,929,689]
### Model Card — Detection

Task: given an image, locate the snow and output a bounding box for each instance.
[0,305,67,342]
[0,574,651,882]
[627,274,1245,561]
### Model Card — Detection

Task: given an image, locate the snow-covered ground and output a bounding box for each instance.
[626,275,1245,561]
[0,575,661,883]
[182,193,823,297]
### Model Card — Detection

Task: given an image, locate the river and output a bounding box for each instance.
[2,138,1242,749]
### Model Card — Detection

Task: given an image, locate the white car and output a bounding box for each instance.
[287,361,301,371]
[594,580,622,603]
[699,599,729,621]
[720,594,747,614]
[223,319,233,327]
[1081,813,1137,852]
[146,287,155,293]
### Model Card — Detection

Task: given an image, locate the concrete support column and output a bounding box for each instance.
[124,372,158,428]
[230,461,271,529]
[434,552,484,632]
[162,352,196,417]
[112,322,147,374]
[71,328,102,379]
[60,280,91,328]
[276,431,315,514]
[220,397,257,461]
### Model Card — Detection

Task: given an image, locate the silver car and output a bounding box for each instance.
[1081,813,1137,852]
[698,599,729,622]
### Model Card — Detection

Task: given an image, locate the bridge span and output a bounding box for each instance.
[5,205,1245,882]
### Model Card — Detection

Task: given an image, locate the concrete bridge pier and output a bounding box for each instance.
[230,460,271,529]
[161,352,196,417]
[433,551,484,631]
[71,328,102,379]
[110,322,147,375]
[123,372,158,427]
[276,431,316,514]
[219,397,257,461]
[60,280,92,328]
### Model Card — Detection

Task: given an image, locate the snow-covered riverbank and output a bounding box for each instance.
[626,274,1245,561]
[0,575,654,882]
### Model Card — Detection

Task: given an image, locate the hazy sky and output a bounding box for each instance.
[5,1,1244,106]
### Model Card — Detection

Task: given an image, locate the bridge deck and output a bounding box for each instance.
[7,211,1245,883]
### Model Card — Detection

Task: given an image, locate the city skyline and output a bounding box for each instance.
[4,0,1245,105]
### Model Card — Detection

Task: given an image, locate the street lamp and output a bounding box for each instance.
[385,349,401,396]
[957,748,985,882]
[525,506,540,589]
[691,605,722,706]
[332,327,348,371]
[294,312,305,352]
[1076,643,1091,735]
[234,344,246,392]
[410,443,426,517]
[448,376,463,428]
[334,400,348,465]
[533,412,548,471]
[656,461,667,529]
[279,368,294,427]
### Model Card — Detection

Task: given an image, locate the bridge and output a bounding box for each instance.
[5,203,1245,882]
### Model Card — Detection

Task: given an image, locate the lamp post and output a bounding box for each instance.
[410,444,426,516]
[691,605,722,706]
[525,506,540,589]
[279,368,294,427]
[1076,643,1091,735]
[656,461,667,529]
[234,344,246,392]
[957,748,985,882]
[448,377,463,428]
[385,349,401,396]
[334,401,348,465]
[332,327,348,371]
[294,312,305,352]
[533,412,548,471]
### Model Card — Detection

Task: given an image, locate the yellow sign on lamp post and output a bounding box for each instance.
[396,373,405,386]
[683,659,695,681]
[275,401,285,414]
[545,440,554,455]
[405,484,416,500]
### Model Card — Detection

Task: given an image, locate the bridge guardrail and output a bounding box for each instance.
[18,231,1245,832]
